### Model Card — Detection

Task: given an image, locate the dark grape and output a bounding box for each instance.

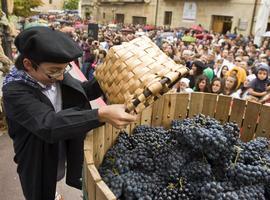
[99,115,270,199]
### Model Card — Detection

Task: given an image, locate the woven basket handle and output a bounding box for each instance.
[125,67,189,113]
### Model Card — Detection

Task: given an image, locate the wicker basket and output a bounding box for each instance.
[83,93,270,200]
[94,36,188,113]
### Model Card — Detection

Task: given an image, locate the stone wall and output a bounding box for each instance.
[82,0,263,35]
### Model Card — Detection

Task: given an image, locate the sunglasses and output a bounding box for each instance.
[31,60,72,80]
[235,60,242,62]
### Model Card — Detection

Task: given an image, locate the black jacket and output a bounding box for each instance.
[2,73,104,200]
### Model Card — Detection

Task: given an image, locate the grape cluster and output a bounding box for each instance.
[99,114,270,199]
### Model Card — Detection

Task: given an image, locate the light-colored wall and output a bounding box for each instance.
[81,0,263,35]
[37,0,65,12]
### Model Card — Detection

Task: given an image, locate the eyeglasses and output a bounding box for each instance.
[31,60,72,79]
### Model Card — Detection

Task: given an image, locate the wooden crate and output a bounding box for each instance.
[83,93,270,200]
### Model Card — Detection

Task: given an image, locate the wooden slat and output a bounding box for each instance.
[188,92,204,117]
[96,181,117,200]
[255,104,270,139]
[83,159,88,196]
[104,124,113,155]
[93,126,105,168]
[241,101,261,142]
[84,133,94,168]
[112,127,120,145]
[214,95,232,124]
[84,131,94,151]
[161,94,177,128]
[229,98,246,127]
[202,93,217,117]
[130,114,141,135]
[83,148,95,197]
[87,164,102,200]
[84,131,94,193]
[122,125,131,135]
[140,105,153,125]
[173,93,189,120]
[151,95,165,126]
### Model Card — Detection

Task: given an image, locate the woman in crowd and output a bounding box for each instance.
[193,75,210,93]
[231,75,254,99]
[223,75,239,96]
[210,77,224,94]
[188,60,206,88]
[217,65,229,79]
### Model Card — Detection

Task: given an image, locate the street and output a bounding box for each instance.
[0,132,82,200]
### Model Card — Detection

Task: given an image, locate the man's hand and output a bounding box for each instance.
[98,104,137,129]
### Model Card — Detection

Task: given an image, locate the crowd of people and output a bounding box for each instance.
[4,11,270,105]
[75,25,270,104]
[1,11,270,200]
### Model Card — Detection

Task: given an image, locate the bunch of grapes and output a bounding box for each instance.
[99,114,270,199]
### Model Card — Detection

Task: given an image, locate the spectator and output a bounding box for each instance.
[217,65,229,79]
[231,77,252,99]
[171,78,193,93]
[223,75,238,96]
[188,60,206,88]
[226,65,247,89]
[211,77,224,94]
[193,75,210,92]
[248,63,270,100]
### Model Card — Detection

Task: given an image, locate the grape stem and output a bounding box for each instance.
[233,145,243,166]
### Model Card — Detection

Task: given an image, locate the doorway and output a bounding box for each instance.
[212,15,233,34]
[132,16,147,25]
[164,11,172,26]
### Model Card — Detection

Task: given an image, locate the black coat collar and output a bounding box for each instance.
[61,73,87,99]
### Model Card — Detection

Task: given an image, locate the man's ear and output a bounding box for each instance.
[23,58,34,72]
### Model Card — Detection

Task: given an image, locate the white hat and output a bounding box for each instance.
[180,78,190,87]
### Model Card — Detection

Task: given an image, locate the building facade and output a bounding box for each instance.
[36,0,65,12]
[81,0,264,35]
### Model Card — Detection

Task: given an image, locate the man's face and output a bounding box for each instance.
[24,59,70,85]
[234,57,242,66]
[222,50,228,58]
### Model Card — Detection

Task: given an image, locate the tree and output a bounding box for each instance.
[13,0,43,17]
[63,0,79,10]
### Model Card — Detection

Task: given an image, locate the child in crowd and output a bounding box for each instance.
[171,78,193,93]
[248,63,270,100]
[211,78,224,94]
[179,78,193,93]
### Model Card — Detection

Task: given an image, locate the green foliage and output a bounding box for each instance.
[13,0,43,17]
[63,0,79,10]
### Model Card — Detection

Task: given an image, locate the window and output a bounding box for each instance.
[164,11,172,26]
[103,12,106,19]
[116,14,125,24]
[49,0,53,4]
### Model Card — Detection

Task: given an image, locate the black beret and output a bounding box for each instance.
[15,26,83,63]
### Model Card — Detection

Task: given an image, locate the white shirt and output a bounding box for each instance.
[26,72,63,112]
[41,82,62,113]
